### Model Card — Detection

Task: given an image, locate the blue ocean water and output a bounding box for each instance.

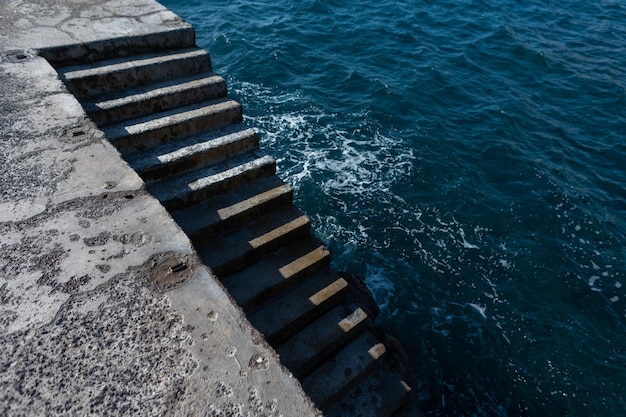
[160,1,626,415]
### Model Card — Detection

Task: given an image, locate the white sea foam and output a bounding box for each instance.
[468,303,487,320]
[364,263,396,314]
[239,83,416,207]
[459,228,480,249]
[588,275,600,286]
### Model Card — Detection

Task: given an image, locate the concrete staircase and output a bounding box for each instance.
[41,28,411,416]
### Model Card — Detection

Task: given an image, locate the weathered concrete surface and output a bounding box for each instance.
[0,1,319,416]
[0,0,188,51]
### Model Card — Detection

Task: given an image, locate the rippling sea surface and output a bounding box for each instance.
[161,1,626,415]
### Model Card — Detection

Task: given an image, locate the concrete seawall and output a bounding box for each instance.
[0,1,318,415]
[1,1,417,415]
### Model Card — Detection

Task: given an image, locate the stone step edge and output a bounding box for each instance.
[277,306,369,379]
[323,367,413,417]
[233,244,331,312]
[130,127,259,183]
[251,277,349,346]
[84,73,228,127]
[152,154,276,212]
[59,47,212,97]
[302,330,387,410]
[169,174,286,235]
[186,183,294,242]
[38,26,196,65]
[105,98,242,152]
[209,214,312,277]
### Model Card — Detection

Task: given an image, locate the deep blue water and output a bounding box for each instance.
[160,1,626,415]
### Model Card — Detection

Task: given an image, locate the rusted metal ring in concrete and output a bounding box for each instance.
[150,253,198,290]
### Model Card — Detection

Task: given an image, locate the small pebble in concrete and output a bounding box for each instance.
[249,353,270,371]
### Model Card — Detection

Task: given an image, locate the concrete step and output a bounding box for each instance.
[221,236,331,311]
[301,330,387,410]
[195,206,311,276]
[171,175,290,238]
[58,47,212,97]
[276,305,369,378]
[39,27,197,65]
[103,97,242,152]
[147,151,276,212]
[324,367,412,417]
[83,72,227,126]
[247,272,349,346]
[148,151,276,212]
[124,123,258,183]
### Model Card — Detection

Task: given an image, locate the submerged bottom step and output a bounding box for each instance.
[324,367,412,417]
[301,330,386,409]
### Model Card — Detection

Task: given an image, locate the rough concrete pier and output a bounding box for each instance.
[0,1,318,415]
[1,1,414,415]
